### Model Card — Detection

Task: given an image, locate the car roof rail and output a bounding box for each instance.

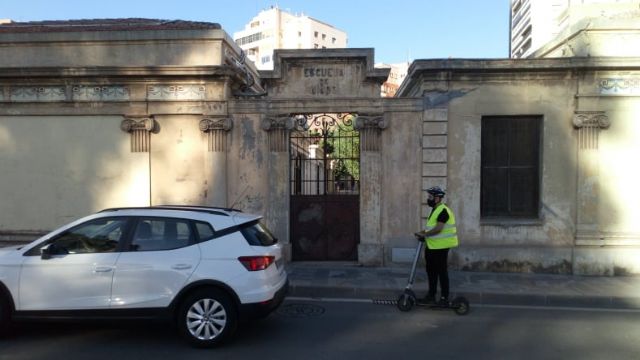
[98,206,236,217]
[157,205,243,213]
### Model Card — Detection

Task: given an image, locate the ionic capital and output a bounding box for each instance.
[573,111,610,129]
[199,117,233,132]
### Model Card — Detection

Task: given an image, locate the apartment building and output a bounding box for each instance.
[510,0,640,58]
[376,62,409,97]
[233,6,347,70]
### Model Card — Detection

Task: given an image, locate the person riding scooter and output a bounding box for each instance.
[414,186,458,306]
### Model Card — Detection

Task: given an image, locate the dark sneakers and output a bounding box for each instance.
[436,297,449,307]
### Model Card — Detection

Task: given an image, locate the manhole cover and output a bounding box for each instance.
[276,303,325,318]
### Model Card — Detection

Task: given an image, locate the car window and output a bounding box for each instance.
[29,218,127,256]
[195,221,215,241]
[129,217,193,251]
[240,221,277,246]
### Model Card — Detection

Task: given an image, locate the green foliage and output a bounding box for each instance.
[328,124,360,181]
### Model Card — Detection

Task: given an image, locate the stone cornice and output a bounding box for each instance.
[228,98,423,114]
[398,57,640,96]
[0,66,236,78]
[0,28,229,43]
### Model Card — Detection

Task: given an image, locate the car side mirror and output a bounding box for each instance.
[41,244,53,260]
[41,243,68,260]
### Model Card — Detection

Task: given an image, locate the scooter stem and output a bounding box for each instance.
[406,240,424,289]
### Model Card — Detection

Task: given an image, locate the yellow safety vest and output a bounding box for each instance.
[424,203,458,250]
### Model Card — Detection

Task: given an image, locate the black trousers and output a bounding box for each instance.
[424,247,450,299]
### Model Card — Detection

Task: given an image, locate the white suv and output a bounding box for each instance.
[0,206,288,347]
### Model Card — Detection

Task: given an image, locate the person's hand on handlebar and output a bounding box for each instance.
[414,232,425,240]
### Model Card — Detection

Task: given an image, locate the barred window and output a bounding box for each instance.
[481,116,541,218]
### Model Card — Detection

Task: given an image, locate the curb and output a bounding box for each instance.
[287,284,640,310]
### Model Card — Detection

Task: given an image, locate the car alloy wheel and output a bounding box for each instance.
[187,298,227,340]
[178,289,237,348]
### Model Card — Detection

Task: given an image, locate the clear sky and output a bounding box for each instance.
[2,0,511,64]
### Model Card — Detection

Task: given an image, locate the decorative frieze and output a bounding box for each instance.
[10,86,66,102]
[200,117,233,152]
[573,111,610,149]
[354,114,387,151]
[262,116,295,152]
[120,117,156,152]
[599,78,640,95]
[72,85,130,101]
[147,85,206,100]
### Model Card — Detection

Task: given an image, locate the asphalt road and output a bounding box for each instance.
[1,299,639,360]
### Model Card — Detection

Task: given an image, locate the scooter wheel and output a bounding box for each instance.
[396,293,415,312]
[451,296,470,316]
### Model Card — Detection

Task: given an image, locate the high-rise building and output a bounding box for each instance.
[233,6,348,70]
[510,0,640,58]
[376,62,409,97]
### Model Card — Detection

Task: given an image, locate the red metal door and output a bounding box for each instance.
[289,114,360,261]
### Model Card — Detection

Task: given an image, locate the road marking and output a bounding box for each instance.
[476,303,640,313]
[286,296,373,304]
[285,296,640,313]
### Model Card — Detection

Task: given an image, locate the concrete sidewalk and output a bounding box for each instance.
[286,263,640,310]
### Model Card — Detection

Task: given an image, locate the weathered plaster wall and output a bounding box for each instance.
[446,77,578,247]
[594,98,640,236]
[226,114,269,215]
[150,115,208,205]
[442,77,579,273]
[379,111,423,262]
[0,115,149,233]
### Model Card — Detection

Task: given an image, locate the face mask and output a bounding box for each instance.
[427,199,436,207]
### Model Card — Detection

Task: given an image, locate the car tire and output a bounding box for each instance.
[177,288,237,348]
[0,294,11,337]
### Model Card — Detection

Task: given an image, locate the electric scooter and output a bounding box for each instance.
[396,234,470,315]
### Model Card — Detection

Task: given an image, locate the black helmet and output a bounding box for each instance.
[427,186,446,198]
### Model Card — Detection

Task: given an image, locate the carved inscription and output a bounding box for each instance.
[304,67,344,96]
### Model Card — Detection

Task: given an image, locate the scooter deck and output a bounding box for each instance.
[416,301,460,310]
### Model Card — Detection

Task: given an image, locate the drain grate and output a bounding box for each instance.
[276,303,326,318]
[372,299,398,305]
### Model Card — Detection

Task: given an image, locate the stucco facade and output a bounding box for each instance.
[398,58,640,275]
[1,20,639,275]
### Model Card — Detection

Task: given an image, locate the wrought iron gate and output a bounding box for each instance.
[290,113,360,261]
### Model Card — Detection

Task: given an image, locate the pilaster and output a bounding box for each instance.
[261,115,294,260]
[573,111,610,245]
[354,114,387,265]
[200,117,233,206]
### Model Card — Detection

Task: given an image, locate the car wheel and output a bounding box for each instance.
[0,294,11,337]
[177,288,237,348]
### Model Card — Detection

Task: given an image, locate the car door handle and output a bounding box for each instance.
[94,266,113,273]
[171,264,193,270]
